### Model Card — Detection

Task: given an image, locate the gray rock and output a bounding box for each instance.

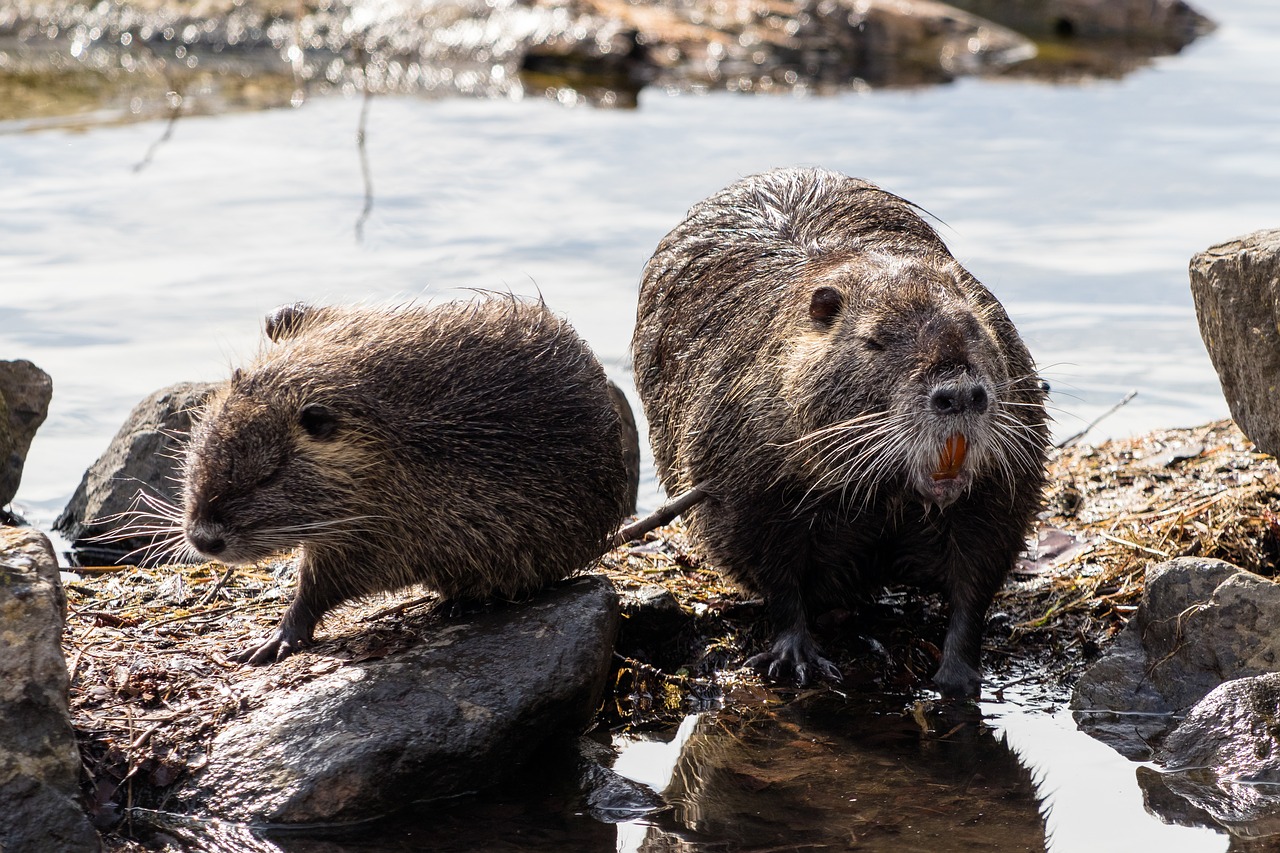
[1159,672,1280,781]
[0,527,100,853]
[54,381,218,565]
[1073,558,1280,757]
[947,0,1212,42]
[175,575,620,825]
[573,737,668,823]
[617,583,693,666]
[1131,673,1280,835]
[1190,228,1280,457]
[0,359,53,508]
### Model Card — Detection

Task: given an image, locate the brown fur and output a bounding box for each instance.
[632,168,1049,697]
[183,297,631,664]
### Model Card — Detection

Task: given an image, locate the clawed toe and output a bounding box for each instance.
[746,648,843,686]
[232,631,308,666]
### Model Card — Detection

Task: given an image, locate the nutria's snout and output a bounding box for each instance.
[928,381,989,417]
[186,522,228,558]
[917,377,994,508]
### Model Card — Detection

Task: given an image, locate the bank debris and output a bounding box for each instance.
[62,418,1279,843]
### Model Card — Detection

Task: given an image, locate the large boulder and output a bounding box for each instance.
[174,575,620,824]
[1072,558,1280,757]
[55,381,218,565]
[0,527,100,853]
[1190,228,1280,457]
[0,359,53,509]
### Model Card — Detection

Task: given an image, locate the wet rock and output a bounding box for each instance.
[1159,672,1280,781]
[0,359,52,509]
[617,582,694,668]
[1136,674,1280,836]
[3,0,1038,117]
[531,0,1036,95]
[1190,228,1280,458]
[1072,558,1280,758]
[54,381,218,566]
[573,736,668,822]
[174,575,619,825]
[0,527,100,853]
[947,0,1212,43]
[1143,766,1280,838]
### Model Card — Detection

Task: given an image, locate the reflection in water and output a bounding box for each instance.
[623,695,1046,852]
[1139,767,1280,846]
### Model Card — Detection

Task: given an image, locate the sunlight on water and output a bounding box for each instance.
[3,2,1277,525]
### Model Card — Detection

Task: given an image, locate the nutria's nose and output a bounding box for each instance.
[930,383,988,416]
[188,528,227,557]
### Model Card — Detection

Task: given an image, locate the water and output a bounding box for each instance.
[3,0,1280,848]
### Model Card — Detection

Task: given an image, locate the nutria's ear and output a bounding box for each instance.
[266,302,312,342]
[299,404,339,440]
[808,287,843,324]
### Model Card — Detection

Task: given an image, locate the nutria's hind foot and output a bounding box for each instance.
[746,628,843,686]
[232,627,312,666]
[931,655,981,699]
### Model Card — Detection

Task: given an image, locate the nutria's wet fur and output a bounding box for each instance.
[183,298,631,664]
[632,168,1050,697]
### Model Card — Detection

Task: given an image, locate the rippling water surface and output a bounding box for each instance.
[3,0,1277,523]
[2,0,1279,849]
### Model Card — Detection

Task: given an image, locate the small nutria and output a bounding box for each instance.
[183,297,631,665]
[632,167,1049,698]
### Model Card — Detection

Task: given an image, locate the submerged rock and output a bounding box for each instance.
[1190,228,1280,458]
[0,527,100,853]
[173,575,619,825]
[0,359,52,509]
[55,381,218,566]
[1072,557,1280,758]
[1159,672,1280,782]
[1134,673,1280,837]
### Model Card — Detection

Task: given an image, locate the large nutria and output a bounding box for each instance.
[182,297,631,665]
[632,168,1049,697]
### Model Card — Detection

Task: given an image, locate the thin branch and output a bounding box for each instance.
[1057,390,1138,448]
[354,89,375,242]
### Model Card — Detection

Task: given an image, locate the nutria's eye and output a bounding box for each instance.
[809,287,843,324]
[299,405,338,440]
[860,337,885,352]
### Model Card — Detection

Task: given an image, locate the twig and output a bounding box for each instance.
[1057,390,1138,448]
[134,92,183,173]
[354,89,375,242]
[198,565,237,606]
[612,484,708,547]
[1096,531,1170,559]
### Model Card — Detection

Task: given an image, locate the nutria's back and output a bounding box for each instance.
[185,297,630,617]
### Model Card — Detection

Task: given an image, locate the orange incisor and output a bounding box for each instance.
[932,433,968,481]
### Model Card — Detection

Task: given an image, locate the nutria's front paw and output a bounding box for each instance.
[232,629,310,666]
[746,631,843,686]
[932,656,981,698]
